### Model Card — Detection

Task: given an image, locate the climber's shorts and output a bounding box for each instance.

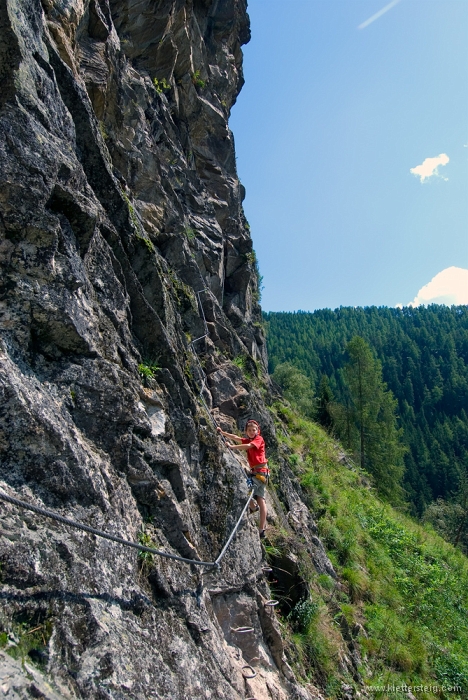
[251,475,266,500]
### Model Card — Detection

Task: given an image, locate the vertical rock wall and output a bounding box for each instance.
[0,1,332,698]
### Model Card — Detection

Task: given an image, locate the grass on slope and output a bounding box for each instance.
[268,402,468,700]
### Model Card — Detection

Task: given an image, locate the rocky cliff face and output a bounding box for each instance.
[0,2,338,698]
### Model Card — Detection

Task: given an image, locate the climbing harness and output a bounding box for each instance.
[0,488,253,570]
[249,465,270,485]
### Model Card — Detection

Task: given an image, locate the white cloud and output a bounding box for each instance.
[358,0,402,30]
[397,267,468,308]
[410,153,449,183]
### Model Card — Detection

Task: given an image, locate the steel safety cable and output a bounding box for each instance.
[0,488,253,569]
[0,290,257,570]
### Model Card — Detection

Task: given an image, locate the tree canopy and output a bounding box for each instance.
[333,336,405,504]
[264,305,468,515]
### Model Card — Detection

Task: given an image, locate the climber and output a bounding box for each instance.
[217,419,269,539]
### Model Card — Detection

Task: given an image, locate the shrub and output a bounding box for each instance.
[138,362,160,386]
[153,77,171,93]
[288,598,319,632]
[191,70,205,88]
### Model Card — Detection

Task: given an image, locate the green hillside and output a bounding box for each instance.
[264,306,468,516]
[267,403,468,699]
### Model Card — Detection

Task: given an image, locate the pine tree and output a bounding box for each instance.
[339,336,406,504]
[316,375,334,429]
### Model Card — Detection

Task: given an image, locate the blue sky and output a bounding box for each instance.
[229,0,468,312]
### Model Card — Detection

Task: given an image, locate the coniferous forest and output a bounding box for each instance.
[264,305,468,524]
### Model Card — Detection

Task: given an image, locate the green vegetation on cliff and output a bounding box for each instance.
[266,402,468,699]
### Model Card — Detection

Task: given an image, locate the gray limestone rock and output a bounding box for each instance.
[0,1,334,698]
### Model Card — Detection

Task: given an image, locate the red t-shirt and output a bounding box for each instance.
[242,434,267,468]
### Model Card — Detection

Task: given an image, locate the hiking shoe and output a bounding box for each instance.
[259,529,266,539]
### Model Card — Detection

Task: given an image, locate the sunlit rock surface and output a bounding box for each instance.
[0,1,334,698]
